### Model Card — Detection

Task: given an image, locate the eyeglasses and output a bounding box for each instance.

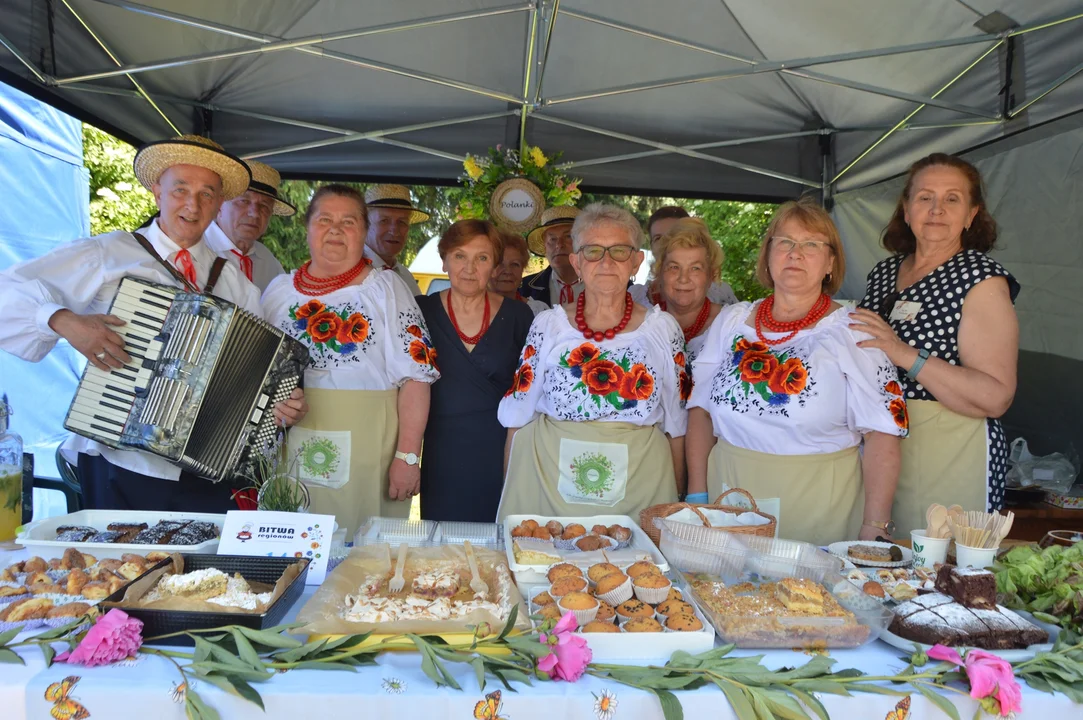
[771,236,830,255]
[578,244,637,262]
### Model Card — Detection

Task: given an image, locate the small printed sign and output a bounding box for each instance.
[489,178,544,233]
[218,510,334,584]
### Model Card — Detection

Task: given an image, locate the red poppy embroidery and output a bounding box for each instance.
[619,363,655,401]
[307,311,342,343]
[679,370,693,402]
[735,338,768,354]
[567,342,601,368]
[523,344,536,360]
[408,339,430,364]
[767,357,808,395]
[583,360,624,396]
[405,324,423,339]
[293,299,325,320]
[674,351,686,368]
[336,313,370,345]
[890,397,909,430]
[885,380,903,397]
[738,351,778,384]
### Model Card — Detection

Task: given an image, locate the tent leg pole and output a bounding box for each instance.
[519,2,539,155]
[820,131,835,211]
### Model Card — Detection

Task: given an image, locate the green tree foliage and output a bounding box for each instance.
[83,124,156,236]
[689,200,775,301]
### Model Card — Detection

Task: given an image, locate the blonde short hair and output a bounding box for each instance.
[756,198,846,295]
[650,217,723,283]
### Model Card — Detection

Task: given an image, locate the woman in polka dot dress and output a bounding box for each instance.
[853,153,1020,538]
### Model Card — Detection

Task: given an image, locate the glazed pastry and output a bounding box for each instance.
[27,571,52,585]
[48,559,63,570]
[608,526,632,544]
[46,602,92,619]
[80,554,97,567]
[0,585,29,598]
[862,581,886,598]
[145,551,170,564]
[561,524,587,540]
[544,520,564,537]
[22,557,47,574]
[0,567,17,583]
[61,548,86,570]
[510,525,530,538]
[575,535,608,552]
[98,559,124,573]
[29,582,64,596]
[0,597,53,622]
[521,519,539,531]
[531,527,552,540]
[116,562,146,581]
[81,582,110,600]
[106,576,125,596]
[66,568,89,596]
[591,524,609,536]
[132,520,189,545]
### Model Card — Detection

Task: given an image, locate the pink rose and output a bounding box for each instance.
[57,609,143,667]
[536,612,592,682]
[928,645,1022,716]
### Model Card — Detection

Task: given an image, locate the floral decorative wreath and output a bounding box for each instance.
[458,145,582,222]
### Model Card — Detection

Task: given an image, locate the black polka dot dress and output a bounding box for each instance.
[859,250,1020,511]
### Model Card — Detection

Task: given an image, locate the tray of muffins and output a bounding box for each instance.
[504,514,668,583]
[17,510,223,559]
[522,559,715,663]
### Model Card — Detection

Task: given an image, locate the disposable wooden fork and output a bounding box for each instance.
[464,541,489,596]
[389,542,408,593]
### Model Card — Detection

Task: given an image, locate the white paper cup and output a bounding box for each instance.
[955,542,998,569]
[911,532,950,568]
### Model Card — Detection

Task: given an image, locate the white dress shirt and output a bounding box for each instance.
[363,245,423,296]
[547,269,583,307]
[203,221,285,291]
[0,219,262,481]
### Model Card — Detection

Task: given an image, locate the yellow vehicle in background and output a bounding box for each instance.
[409,237,449,295]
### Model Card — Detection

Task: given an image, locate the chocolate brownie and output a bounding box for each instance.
[107,522,148,542]
[132,520,190,545]
[890,609,966,646]
[87,530,125,543]
[998,608,1051,647]
[937,567,997,609]
[55,526,96,542]
[170,521,218,545]
[930,604,992,647]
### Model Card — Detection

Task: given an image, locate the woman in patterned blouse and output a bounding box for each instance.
[686,199,907,545]
[854,153,1019,537]
[260,185,440,535]
[496,203,687,521]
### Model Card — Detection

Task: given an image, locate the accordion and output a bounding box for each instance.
[64,276,310,482]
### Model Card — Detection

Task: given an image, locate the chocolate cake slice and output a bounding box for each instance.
[945,567,998,610]
[890,608,966,646]
[132,520,190,545]
[87,530,125,543]
[107,522,148,542]
[970,608,1024,649]
[930,604,992,648]
[998,608,1051,647]
[55,526,97,542]
[170,521,219,545]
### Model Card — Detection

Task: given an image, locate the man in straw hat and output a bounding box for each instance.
[363,184,429,296]
[0,134,307,512]
[204,159,293,291]
[520,206,583,307]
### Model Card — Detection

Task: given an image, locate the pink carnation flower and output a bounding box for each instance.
[928,645,1022,716]
[57,609,144,667]
[536,611,592,682]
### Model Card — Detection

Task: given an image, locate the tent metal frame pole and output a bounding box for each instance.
[0,30,49,84]
[58,0,180,134]
[363,136,464,163]
[518,2,540,154]
[243,110,518,160]
[533,0,560,104]
[832,41,1003,185]
[1009,59,1083,118]
[532,114,819,187]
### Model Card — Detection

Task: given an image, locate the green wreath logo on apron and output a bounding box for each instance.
[570,452,616,498]
[298,437,340,480]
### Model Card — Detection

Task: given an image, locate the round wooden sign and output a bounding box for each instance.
[489,178,545,233]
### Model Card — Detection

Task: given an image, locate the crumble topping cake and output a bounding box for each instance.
[141,569,273,609]
[341,562,515,624]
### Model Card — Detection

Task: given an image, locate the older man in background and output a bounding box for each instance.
[363,184,429,296]
[520,206,582,307]
[204,159,293,291]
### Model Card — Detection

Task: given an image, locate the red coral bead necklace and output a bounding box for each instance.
[447,289,490,345]
[293,257,371,296]
[754,293,831,346]
[576,291,633,341]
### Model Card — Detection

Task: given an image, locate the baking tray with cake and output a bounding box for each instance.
[827,540,913,568]
[100,554,309,645]
[880,565,1054,661]
[18,510,224,559]
[503,514,669,584]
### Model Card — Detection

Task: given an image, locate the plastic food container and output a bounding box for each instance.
[652,517,749,578]
[684,568,892,649]
[353,516,437,547]
[431,521,503,548]
[743,536,844,581]
[17,510,223,560]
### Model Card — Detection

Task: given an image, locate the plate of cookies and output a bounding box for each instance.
[827,541,913,568]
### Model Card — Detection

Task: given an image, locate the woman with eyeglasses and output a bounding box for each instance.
[496,203,686,521]
[853,153,1019,538]
[685,199,907,545]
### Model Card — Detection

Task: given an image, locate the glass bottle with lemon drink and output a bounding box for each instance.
[0,394,22,542]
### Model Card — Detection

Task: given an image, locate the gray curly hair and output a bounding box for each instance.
[570,203,644,252]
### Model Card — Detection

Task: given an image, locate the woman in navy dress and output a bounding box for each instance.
[416,220,535,521]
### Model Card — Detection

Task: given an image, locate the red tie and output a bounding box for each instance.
[231,249,254,281]
[559,282,574,304]
[174,249,198,288]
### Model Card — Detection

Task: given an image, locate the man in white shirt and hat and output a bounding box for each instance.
[362,184,429,296]
[0,134,307,512]
[520,206,583,307]
[203,159,292,291]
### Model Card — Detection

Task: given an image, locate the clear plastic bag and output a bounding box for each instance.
[1006,437,1080,493]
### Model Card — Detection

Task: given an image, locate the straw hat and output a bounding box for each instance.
[133,134,251,201]
[527,206,580,256]
[364,184,430,224]
[245,160,296,216]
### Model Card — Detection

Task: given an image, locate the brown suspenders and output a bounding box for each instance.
[131,231,228,294]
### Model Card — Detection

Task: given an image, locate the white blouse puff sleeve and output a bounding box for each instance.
[496,309,553,429]
[260,268,439,391]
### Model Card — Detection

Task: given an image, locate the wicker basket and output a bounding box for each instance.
[639,488,777,546]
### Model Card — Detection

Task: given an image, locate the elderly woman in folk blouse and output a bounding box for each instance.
[496,203,687,521]
[685,199,906,545]
[261,184,439,535]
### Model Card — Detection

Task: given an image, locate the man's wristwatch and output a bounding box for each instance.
[394,451,419,466]
[864,519,896,535]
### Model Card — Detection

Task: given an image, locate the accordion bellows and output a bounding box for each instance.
[64,276,310,481]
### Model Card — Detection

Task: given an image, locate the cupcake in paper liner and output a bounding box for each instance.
[614,598,654,624]
[633,573,672,604]
[548,575,588,598]
[663,613,705,633]
[558,591,600,626]
[594,572,633,605]
[553,534,619,553]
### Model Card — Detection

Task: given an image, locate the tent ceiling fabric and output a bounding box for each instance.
[1,0,1082,198]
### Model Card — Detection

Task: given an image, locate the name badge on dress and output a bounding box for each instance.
[557,438,628,507]
[888,300,923,323]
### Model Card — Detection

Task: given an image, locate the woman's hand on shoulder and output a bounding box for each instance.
[849,308,918,369]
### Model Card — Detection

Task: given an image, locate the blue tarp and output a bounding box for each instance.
[0,80,89,480]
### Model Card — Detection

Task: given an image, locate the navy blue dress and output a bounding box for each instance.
[417,293,535,522]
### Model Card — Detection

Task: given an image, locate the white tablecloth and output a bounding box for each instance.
[1,548,1076,720]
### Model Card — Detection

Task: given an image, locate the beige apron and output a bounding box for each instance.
[707,439,861,546]
[291,387,407,537]
[893,399,988,538]
[497,415,678,522]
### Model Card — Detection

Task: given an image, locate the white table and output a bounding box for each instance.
[1,547,1075,719]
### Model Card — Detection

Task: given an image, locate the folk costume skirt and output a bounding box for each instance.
[706,438,861,546]
[290,387,408,537]
[496,415,678,522]
[892,399,989,538]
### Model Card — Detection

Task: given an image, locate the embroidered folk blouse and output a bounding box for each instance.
[688,302,909,455]
[497,305,689,437]
[261,268,440,391]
